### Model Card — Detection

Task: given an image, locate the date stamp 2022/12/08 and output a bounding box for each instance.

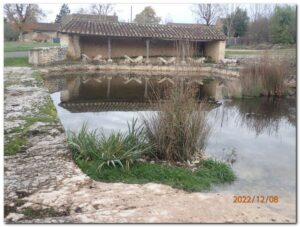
[233,195,279,204]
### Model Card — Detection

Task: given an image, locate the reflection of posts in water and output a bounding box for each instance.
[144,78,149,98]
[107,77,112,98]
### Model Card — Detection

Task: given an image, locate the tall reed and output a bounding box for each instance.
[143,81,211,163]
[240,53,288,97]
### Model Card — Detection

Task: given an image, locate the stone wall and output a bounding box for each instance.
[60,34,81,60]
[28,46,67,66]
[60,33,226,62]
[79,36,193,59]
[204,40,226,63]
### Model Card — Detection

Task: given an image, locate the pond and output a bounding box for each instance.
[48,75,296,219]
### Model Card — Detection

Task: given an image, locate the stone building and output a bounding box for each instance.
[59,14,226,63]
[24,23,59,42]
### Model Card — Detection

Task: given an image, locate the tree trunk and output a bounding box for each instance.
[19,32,24,42]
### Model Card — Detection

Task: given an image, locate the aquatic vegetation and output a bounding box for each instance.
[143,82,211,162]
[240,53,288,97]
[68,119,152,170]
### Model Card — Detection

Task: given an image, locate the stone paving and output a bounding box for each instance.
[4,67,295,223]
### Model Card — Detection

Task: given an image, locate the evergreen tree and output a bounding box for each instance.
[134,6,161,24]
[232,8,249,37]
[55,4,70,24]
[223,7,249,37]
[270,5,296,44]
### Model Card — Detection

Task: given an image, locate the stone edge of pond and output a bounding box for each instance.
[4,67,80,223]
[39,64,240,79]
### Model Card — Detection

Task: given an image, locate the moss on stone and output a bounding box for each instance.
[21,207,70,219]
[32,71,44,85]
[4,136,28,156]
[5,69,59,156]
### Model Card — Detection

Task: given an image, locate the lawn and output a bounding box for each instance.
[76,159,236,192]
[4,57,30,67]
[225,48,296,58]
[4,41,59,52]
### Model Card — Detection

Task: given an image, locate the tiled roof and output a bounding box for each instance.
[60,16,226,41]
[66,14,119,23]
[32,23,59,32]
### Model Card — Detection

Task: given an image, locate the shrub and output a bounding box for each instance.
[68,119,151,170]
[143,82,211,163]
[240,53,288,97]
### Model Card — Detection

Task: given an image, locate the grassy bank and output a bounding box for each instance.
[4,57,30,67]
[68,121,235,192]
[4,41,59,52]
[225,48,296,58]
[76,158,235,192]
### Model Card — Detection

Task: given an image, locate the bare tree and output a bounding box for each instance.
[89,4,114,17]
[249,4,275,21]
[220,4,239,37]
[192,4,222,26]
[164,13,173,24]
[4,4,45,41]
[77,7,89,14]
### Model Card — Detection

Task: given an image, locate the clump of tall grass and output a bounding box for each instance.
[143,82,211,163]
[68,119,151,170]
[240,53,288,97]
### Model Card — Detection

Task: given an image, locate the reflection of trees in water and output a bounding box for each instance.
[211,98,296,136]
[228,98,296,136]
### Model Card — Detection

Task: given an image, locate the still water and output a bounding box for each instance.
[51,91,296,218]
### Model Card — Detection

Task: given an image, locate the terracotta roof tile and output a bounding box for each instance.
[60,17,226,41]
[32,23,59,32]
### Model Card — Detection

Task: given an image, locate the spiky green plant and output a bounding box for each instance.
[68,119,151,171]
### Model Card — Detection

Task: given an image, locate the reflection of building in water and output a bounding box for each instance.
[59,101,156,113]
[60,75,223,103]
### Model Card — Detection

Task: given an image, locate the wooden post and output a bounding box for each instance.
[107,77,112,98]
[108,38,112,63]
[146,39,150,64]
[181,40,186,64]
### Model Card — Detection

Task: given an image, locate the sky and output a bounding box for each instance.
[39,3,198,23]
